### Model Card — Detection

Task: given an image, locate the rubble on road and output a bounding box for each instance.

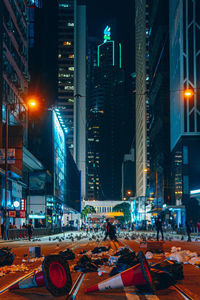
[59,248,75,260]
[165,246,199,264]
[0,264,29,277]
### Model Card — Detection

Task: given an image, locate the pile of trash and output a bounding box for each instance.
[165,246,200,265]
[22,257,44,263]
[0,264,29,278]
[59,248,75,260]
[0,247,15,267]
[73,246,111,273]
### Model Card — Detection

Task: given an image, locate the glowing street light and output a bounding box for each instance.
[184,89,194,97]
[27,98,38,109]
[126,190,133,197]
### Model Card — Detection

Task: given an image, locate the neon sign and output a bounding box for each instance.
[104,26,111,42]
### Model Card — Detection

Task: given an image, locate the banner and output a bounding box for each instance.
[0,149,15,164]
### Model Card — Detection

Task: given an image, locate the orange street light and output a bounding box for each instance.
[126,190,133,197]
[184,89,194,97]
[28,98,38,108]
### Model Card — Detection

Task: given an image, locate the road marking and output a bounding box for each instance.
[125,287,160,300]
[0,269,37,295]
[71,273,86,299]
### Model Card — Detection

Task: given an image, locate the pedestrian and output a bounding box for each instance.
[197,221,200,236]
[186,221,191,242]
[103,219,117,241]
[27,221,33,241]
[155,216,164,241]
[1,223,5,240]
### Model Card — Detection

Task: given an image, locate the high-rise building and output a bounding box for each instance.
[87,27,126,200]
[170,0,200,222]
[0,0,46,229]
[148,1,171,208]
[57,0,75,150]
[57,0,86,201]
[135,0,150,204]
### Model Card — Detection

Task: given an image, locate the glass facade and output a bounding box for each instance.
[53,111,66,202]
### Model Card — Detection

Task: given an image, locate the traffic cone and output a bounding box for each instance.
[10,254,72,297]
[85,251,154,293]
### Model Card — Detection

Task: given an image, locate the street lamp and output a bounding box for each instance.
[184,89,194,97]
[3,98,38,240]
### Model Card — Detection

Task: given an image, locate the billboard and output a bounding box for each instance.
[53,111,65,202]
[29,171,47,191]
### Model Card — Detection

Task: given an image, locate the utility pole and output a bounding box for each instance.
[4,104,8,240]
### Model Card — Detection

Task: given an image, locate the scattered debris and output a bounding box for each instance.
[59,248,75,260]
[0,247,15,267]
[0,264,29,277]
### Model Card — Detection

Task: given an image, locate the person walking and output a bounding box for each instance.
[186,221,191,242]
[155,216,164,241]
[103,219,117,241]
[27,221,33,241]
[1,223,5,240]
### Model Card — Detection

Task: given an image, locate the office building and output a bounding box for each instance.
[135,0,150,206]
[87,26,126,200]
[0,0,45,228]
[148,0,171,207]
[170,0,200,222]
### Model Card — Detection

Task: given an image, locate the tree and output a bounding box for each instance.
[81,205,96,220]
[113,202,131,223]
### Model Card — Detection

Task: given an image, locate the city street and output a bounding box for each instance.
[0,232,200,299]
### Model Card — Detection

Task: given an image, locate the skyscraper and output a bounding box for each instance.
[57,0,76,150]
[87,27,126,200]
[135,0,150,207]
[57,0,86,201]
[170,0,200,222]
[148,0,171,207]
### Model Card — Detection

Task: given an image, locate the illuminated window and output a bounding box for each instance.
[63,41,71,46]
[58,54,62,58]
[68,99,74,103]
[68,67,74,71]
[67,22,74,27]
[64,86,74,90]
[68,54,74,58]
[59,4,71,8]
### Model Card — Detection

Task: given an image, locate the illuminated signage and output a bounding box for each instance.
[13,201,20,208]
[53,111,65,202]
[104,26,111,42]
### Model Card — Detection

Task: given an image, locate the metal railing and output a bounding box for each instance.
[7,226,77,240]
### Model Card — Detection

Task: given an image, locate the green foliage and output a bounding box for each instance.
[81,205,96,219]
[113,202,131,223]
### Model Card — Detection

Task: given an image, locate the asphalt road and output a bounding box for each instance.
[0,232,200,299]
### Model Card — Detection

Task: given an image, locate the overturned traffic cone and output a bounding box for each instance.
[10,254,72,297]
[85,251,154,293]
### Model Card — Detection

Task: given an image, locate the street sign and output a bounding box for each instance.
[18,210,26,218]
[8,211,16,218]
[0,149,15,164]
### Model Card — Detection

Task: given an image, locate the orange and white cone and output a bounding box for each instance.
[85,251,154,293]
[9,255,72,297]
[9,271,44,290]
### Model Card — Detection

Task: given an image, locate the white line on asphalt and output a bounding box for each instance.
[125,289,160,299]
[71,273,86,299]
[0,269,36,295]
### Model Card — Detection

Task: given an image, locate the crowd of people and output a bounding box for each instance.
[1,221,33,241]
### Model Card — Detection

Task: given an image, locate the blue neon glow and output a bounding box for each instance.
[104,25,111,43]
[190,189,200,194]
[53,111,65,202]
